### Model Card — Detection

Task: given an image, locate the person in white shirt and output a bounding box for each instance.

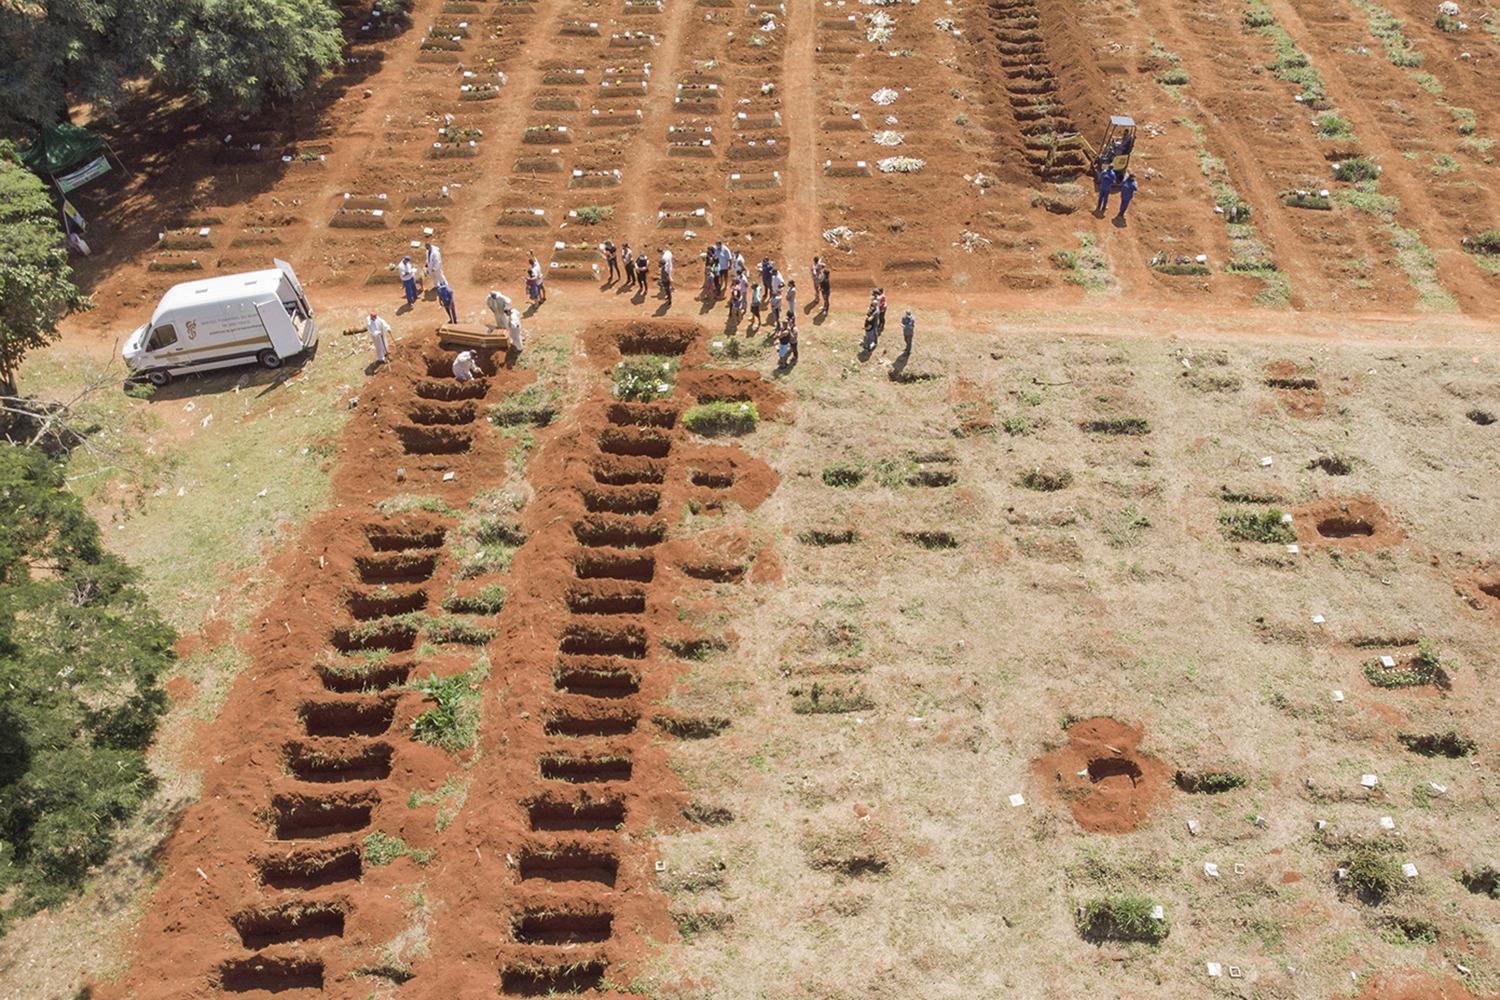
[398,256,419,305]
[452,350,481,381]
[506,307,524,354]
[366,312,391,364]
[659,247,674,279]
[424,242,447,288]
[486,289,513,327]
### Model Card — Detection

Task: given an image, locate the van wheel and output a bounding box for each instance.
[258,350,283,369]
[147,369,171,387]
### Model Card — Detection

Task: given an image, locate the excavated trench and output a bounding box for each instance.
[517,847,619,886]
[581,486,661,515]
[565,588,648,615]
[539,754,635,783]
[313,659,412,693]
[511,910,614,944]
[255,846,363,891]
[283,741,395,782]
[232,901,348,950]
[219,957,325,994]
[298,698,397,738]
[269,793,377,840]
[554,667,642,698]
[526,798,628,832]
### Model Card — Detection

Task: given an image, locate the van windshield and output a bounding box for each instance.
[148,324,179,350]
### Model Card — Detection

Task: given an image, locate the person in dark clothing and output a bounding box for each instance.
[1096,167,1117,215]
[760,256,775,296]
[635,250,650,300]
[818,265,831,312]
[862,292,880,352]
[901,309,915,354]
[622,242,636,288]
[437,282,457,323]
[1115,173,1139,220]
[876,288,887,335]
[602,240,620,282]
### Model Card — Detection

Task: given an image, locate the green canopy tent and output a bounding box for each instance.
[18,122,122,194]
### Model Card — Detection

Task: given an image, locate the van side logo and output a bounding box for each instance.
[186,320,198,340]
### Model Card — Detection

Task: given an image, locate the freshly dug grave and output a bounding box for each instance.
[1032,717,1173,834]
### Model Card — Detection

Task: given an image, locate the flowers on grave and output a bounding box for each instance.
[877,156,925,173]
[871,130,904,146]
[870,87,900,105]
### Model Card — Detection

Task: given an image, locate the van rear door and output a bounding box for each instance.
[273,258,311,317]
[254,298,302,358]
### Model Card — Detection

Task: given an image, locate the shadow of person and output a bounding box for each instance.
[396,303,413,316]
[364,361,384,376]
[857,347,873,362]
[891,351,910,376]
[654,301,672,317]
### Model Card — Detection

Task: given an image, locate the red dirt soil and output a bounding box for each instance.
[1031,717,1173,834]
[1352,970,1500,1000]
[96,320,784,996]
[1293,496,1405,552]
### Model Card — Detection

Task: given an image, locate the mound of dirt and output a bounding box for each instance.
[1292,496,1403,551]
[1032,717,1173,834]
[1351,970,1499,1000]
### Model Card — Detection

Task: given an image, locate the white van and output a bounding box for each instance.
[122,259,317,386]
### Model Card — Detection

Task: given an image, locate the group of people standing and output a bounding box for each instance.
[373,235,921,375]
[1094,166,1138,220]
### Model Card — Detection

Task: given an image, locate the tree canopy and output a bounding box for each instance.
[0,157,91,398]
[0,444,175,921]
[0,0,346,133]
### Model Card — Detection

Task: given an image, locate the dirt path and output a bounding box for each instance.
[781,0,821,279]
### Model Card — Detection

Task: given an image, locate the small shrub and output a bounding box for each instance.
[425,616,497,645]
[1002,415,1031,436]
[612,356,676,401]
[364,831,433,866]
[575,205,612,225]
[490,383,558,427]
[791,681,874,714]
[822,463,865,488]
[1175,769,1248,793]
[1020,465,1073,491]
[1243,1,1276,28]
[410,669,482,751]
[683,400,759,436]
[1467,409,1496,425]
[1153,263,1211,276]
[1218,508,1295,544]
[1363,641,1444,688]
[1342,846,1405,904]
[1383,916,1438,945]
[1398,730,1475,757]
[1457,866,1500,899]
[1315,114,1353,139]
[1463,229,1500,255]
[1334,157,1380,182]
[442,584,507,615]
[1156,68,1189,86]
[1077,896,1169,944]
[1080,417,1151,435]
[798,528,859,546]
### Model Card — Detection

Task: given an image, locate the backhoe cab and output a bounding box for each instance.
[1083,116,1137,177]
